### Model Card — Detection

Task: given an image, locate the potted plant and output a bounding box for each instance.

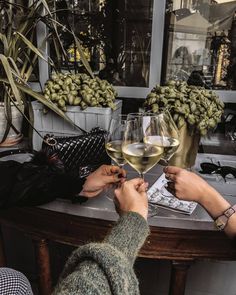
[143,80,225,168]
[0,0,89,147]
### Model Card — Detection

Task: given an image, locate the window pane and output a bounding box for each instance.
[49,0,153,87]
[163,0,236,90]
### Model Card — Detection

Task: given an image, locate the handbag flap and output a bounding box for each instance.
[42,127,110,178]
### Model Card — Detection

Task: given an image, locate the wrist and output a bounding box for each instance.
[129,207,148,220]
[199,187,230,219]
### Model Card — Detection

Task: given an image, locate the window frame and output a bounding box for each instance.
[34,0,236,103]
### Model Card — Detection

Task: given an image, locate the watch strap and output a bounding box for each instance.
[214,204,236,230]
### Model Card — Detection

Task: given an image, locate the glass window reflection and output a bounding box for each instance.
[49,0,153,87]
[163,0,236,90]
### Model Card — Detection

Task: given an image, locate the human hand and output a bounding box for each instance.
[163,167,236,237]
[81,165,126,197]
[114,178,149,220]
[163,166,215,203]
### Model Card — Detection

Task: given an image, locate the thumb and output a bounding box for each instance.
[138,182,149,193]
[102,174,121,185]
[127,178,145,188]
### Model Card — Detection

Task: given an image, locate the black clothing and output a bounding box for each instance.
[0,151,86,209]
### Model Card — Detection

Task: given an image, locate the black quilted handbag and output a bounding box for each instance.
[41,127,110,178]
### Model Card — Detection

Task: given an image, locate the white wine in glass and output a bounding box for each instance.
[105,140,126,167]
[105,115,127,168]
[144,111,180,199]
[122,143,163,177]
[122,113,164,179]
[144,110,179,165]
[145,136,179,161]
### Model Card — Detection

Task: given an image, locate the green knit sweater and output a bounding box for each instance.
[53,212,150,295]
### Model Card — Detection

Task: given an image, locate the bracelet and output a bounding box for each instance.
[214,204,236,230]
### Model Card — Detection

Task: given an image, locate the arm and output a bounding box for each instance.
[53,179,149,295]
[0,151,125,208]
[0,160,86,208]
[164,166,236,238]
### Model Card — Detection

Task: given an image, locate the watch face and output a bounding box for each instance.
[215,216,227,230]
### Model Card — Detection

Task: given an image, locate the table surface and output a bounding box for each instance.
[1,151,236,232]
[36,153,236,232]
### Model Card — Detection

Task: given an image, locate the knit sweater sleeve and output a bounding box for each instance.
[53,212,150,295]
[104,211,150,264]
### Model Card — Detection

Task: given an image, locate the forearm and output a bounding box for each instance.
[199,187,236,238]
[53,260,112,295]
[104,211,150,264]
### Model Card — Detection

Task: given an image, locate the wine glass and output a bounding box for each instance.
[105,115,127,200]
[144,110,179,197]
[145,109,179,166]
[105,114,127,168]
[122,113,164,179]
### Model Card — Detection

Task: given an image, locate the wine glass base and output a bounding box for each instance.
[105,186,115,201]
[147,203,159,218]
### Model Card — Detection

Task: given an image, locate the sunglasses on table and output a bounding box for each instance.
[199,162,236,179]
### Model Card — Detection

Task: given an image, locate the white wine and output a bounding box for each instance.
[122,143,164,174]
[105,140,127,166]
[144,136,179,160]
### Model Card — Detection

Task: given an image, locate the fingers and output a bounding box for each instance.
[125,178,145,187]
[101,174,124,185]
[165,173,177,182]
[100,165,126,185]
[164,166,182,175]
[137,182,149,193]
[80,188,103,198]
[164,166,185,182]
[102,165,127,183]
[166,181,176,195]
[104,165,126,177]
[114,178,146,197]
[113,166,126,177]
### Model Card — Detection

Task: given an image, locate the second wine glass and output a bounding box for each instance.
[122,113,164,179]
[144,110,179,166]
[105,115,127,168]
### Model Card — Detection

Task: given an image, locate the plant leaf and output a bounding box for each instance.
[15,32,47,62]
[36,0,53,17]
[0,33,9,55]
[1,88,11,143]
[0,54,23,110]
[7,57,21,77]
[50,18,94,78]
[0,78,76,127]
[72,31,94,78]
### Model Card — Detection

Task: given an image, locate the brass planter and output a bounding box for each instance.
[168,123,200,168]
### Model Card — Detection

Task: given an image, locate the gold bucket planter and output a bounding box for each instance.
[169,123,200,168]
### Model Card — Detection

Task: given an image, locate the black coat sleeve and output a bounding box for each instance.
[0,159,86,209]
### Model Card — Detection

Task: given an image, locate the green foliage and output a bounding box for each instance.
[144,80,224,136]
[0,0,95,139]
[44,72,117,111]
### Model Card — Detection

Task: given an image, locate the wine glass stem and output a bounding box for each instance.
[139,173,144,180]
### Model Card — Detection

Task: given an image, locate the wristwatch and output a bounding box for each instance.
[214,204,236,230]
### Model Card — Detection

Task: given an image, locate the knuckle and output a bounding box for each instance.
[100,164,106,170]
